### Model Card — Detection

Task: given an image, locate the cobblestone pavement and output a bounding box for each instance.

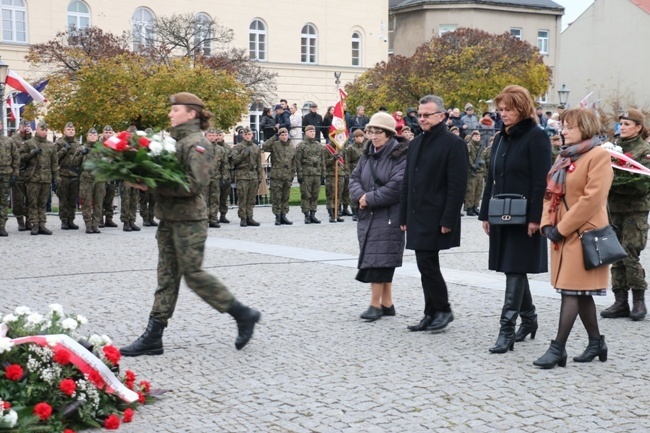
[2,206,649,432]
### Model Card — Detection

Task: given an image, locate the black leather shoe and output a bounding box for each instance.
[426,311,454,331]
[275,215,282,225]
[382,305,396,316]
[407,315,434,331]
[280,214,293,225]
[61,222,70,230]
[533,340,567,369]
[360,306,383,321]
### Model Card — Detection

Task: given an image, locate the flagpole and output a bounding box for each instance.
[333,72,341,221]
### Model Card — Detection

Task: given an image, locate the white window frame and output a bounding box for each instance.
[67,1,90,31]
[2,0,27,43]
[439,24,457,37]
[194,13,212,57]
[301,24,317,64]
[249,19,267,62]
[249,101,264,143]
[388,14,395,54]
[351,31,361,67]
[537,30,549,54]
[510,28,522,40]
[132,7,155,52]
[538,92,549,104]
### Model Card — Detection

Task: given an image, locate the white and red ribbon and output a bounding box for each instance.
[605,149,650,176]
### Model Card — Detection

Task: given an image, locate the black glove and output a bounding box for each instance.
[220,179,229,189]
[82,147,90,155]
[332,153,342,161]
[298,178,304,185]
[8,175,17,188]
[33,148,42,155]
[52,181,58,193]
[543,226,564,243]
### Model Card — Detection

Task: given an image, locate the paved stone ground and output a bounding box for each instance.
[2,206,650,432]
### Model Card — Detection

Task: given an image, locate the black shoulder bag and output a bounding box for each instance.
[487,134,528,225]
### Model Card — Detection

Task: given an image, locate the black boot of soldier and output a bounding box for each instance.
[310,210,321,224]
[280,214,293,225]
[304,212,312,224]
[275,214,282,226]
[120,317,166,356]
[17,217,26,231]
[228,300,261,350]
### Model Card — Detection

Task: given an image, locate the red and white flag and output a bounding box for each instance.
[6,95,19,122]
[5,69,47,103]
[328,88,349,150]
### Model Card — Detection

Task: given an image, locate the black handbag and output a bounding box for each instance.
[488,193,528,225]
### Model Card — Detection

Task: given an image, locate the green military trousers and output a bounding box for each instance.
[150,220,235,323]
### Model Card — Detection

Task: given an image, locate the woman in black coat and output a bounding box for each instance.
[478,85,552,354]
[350,112,408,322]
[259,107,277,141]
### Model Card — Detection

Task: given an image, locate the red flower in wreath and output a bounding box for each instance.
[3,401,11,409]
[137,391,146,404]
[59,378,76,396]
[123,408,134,423]
[63,429,76,433]
[104,414,120,430]
[139,380,151,393]
[4,364,24,381]
[125,370,136,382]
[103,345,122,365]
[138,136,151,148]
[53,348,72,365]
[33,402,53,420]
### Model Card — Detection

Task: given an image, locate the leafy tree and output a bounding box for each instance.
[345,28,551,113]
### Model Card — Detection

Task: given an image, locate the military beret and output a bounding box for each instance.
[20,119,30,126]
[37,120,48,129]
[103,125,113,132]
[170,92,205,109]
[305,125,315,132]
[353,129,365,137]
[621,108,645,126]
[206,127,217,134]
[215,129,224,134]
[87,127,98,134]
[241,127,253,134]
[278,127,288,134]
[65,122,74,128]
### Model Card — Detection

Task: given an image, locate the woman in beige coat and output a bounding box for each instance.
[533,107,613,369]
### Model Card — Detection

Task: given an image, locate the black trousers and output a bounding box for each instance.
[415,250,451,316]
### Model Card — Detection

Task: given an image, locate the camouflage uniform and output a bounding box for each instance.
[231,139,263,222]
[23,134,59,231]
[607,134,650,312]
[216,139,233,221]
[465,138,486,213]
[55,135,83,228]
[151,119,234,320]
[119,182,140,229]
[345,139,365,218]
[11,131,32,228]
[0,134,20,235]
[262,134,296,218]
[139,190,157,226]
[295,137,325,216]
[77,140,106,231]
[323,145,345,222]
[204,138,229,226]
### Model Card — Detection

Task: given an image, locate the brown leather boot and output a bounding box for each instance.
[601,289,630,318]
[630,289,647,321]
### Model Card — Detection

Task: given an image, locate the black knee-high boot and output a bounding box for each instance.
[489,274,526,353]
[515,278,538,342]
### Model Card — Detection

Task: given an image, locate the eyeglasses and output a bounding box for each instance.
[365,129,385,136]
[417,112,444,118]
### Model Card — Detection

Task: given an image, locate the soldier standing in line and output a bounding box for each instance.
[119,92,260,356]
[77,128,105,233]
[231,127,263,227]
[0,122,20,236]
[323,144,345,223]
[12,120,32,231]
[339,158,353,217]
[119,125,140,232]
[215,129,232,224]
[204,127,229,228]
[295,125,325,224]
[99,125,118,228]
[139,128,158,227]
[55,122,83,230]
[345,129,366,221]
[22,121,59,235]
[464,130,486,217]
[262,127,296,225]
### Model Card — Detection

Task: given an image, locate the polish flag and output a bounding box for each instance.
[5,69,47,103]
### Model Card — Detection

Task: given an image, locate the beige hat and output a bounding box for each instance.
[366,112,397,135]
[621,108,645,125]
[278,127,288,134]
[305,125,315,132]
[353,129,365,137]
[170,92,205,109]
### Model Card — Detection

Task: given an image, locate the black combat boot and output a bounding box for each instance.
[130,221,141,231]
[92,226,101,233]
[342,205,353,216]
[105,217,118,228]
[240,218,248,227]
[352,208,358,222]
[38,226,52,235]
[98,217,105,228]
[17,217,26,231]
[309,211,321,224]
[280,214,293,225]
[275,214,282,226]
[30,225,39,235]
[85,226,93,234]
[219,213,230,224]
[228,300,261,350]
[246,218,260,226]
[149,217,158,227]
[304,212,311,224]
[533,340,567,369]
[61,221,70,230]
[25,220,32,230]
[209,221,221,228]
[630,289,647,321]
[68,221,79,230]
[0,226,7,237]
[120,317,166,356]
[143,218,151,227]
[601,289,630,318]
[123,221,132,232]
[328,208,336,223]
[573,335,607,363]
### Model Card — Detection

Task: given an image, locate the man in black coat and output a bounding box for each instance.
[302,103,324,142]
[399,95,469,332]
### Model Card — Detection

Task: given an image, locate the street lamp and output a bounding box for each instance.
[557,83,570,107]
[0,57,8,136]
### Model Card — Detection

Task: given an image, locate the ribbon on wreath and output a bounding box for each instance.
[605,149,650,176]
[10,334,139,403]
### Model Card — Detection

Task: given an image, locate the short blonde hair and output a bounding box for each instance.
[494,85,537,125]
[560,108,601,140]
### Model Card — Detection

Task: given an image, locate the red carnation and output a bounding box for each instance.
[3,401,11,409]
[64,429,76,433]
[53,348,71,365]
[88,370,105,389]
[122,408,134,423]
[137,391,146,404]
[125,370,136,382]
[104,414,120,430]
[139,380,151,393]
[59,378,76,396]
[138,136,151,148]
[116,131,131,140]
[4,364,24,381]
[103,345,121,366]
[33,402,53,420]
[125,380,134,390]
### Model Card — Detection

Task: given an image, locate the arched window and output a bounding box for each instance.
[351,31,361,67]
[249,19,267,61]
[300,24,317,64]
[249,101,264,142]
[194,13,212,56]
[132,7,155,51]
[2,0,27,42]
[67,1,90,31]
